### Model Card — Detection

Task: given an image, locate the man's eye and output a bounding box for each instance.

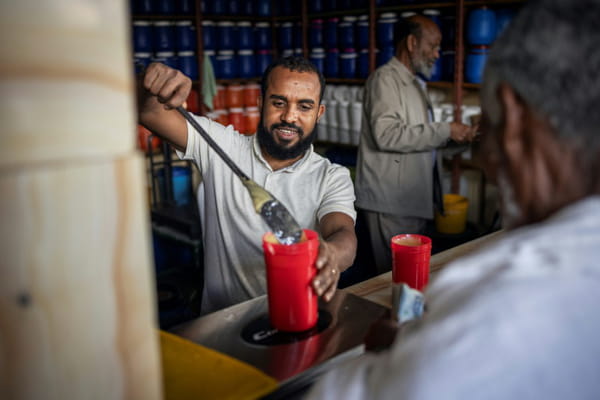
[300,104,313,112]
[273,101,285,107]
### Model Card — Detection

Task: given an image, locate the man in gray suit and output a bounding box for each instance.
[355,15,477,275]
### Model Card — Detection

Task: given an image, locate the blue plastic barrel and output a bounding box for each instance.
[238,49,256,78]
[217,21,237,50]
[242,0,253,15]
[467,7,496,45]
[256,0,271,16]
[377,13,397,47]
[293,22,303,48]
[133,0,153,14]
[340,50,357,79]
[255,22,272,50]
[133,20,153,52]
[309,48,326,75]
[324,18,339,49]
[157,166,193,206]
[357,15,369,50]
[309,19,324,48]
[237,21,253,50]
[279,22,294,50]
[178,51,198,80]
[309,0,324,13]
[495,9,515,37]
[154,51,177,68]
[153,20,174,52]
[228,0,241,15]
[441,49,455,81]
[429,57,442,81]
[175,20,196,51]
[177,0,195,14]
[155,0,174,15]
[326,48,339,78]
[377,45,395,66]
[465,45,489,83]
[441,15,456,50]
[217,50,236,79]
[256,49,273,76]
[339,16,357,49]
[358,48,370,78]
[213,0,227,15]
[202,20,215,50]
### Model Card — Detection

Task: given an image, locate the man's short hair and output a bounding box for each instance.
[482,0,600,158]
[395,17,422,45]
[260,56,326,104]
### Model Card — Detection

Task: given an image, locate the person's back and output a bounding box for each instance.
[307,0,600,398]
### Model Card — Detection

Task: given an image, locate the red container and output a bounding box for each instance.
[243,83,261,107]
[391,234,432,291]
[263,229,319,332]
[225,84,244,108]
[244,106,260,135]
[229,107,245,133]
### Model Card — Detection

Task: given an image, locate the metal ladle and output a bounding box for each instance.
[176,106,304,245]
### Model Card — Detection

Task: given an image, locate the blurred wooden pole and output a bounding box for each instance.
[0,1,162,399]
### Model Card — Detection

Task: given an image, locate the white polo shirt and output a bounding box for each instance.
[178,116,356,314]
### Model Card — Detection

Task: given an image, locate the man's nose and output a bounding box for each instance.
[281,106,298,123]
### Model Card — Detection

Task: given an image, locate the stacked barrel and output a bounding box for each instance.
[1,1,162,398]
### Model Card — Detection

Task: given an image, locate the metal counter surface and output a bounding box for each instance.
[170,291,389,397]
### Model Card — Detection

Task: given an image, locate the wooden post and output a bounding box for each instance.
[0,1,162,399]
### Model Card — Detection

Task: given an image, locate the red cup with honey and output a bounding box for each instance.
[391,234,432,291]
[262,229,319,332]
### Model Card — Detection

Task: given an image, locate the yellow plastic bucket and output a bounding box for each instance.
[435,194,469,234]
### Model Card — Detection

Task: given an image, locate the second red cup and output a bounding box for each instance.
[262,229,319,332]
[391,234,432,291]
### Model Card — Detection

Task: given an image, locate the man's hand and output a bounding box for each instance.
[310,213,357,303]
[449,122,479,143]
[312,240,342,302]
[141,62,192,110]
[137,62,191,151]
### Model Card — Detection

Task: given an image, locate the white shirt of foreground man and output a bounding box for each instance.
[307,0,600,398]
[308,197,600,399]
[177,118,355,314]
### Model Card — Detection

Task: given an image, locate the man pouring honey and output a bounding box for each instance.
[137,56,357,315]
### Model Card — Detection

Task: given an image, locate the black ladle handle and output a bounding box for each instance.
[176,106,250,181]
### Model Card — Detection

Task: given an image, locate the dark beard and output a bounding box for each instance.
[256,117,317,160]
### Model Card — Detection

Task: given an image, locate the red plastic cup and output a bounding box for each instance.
[262,229,319,332]
[391,234,432,291]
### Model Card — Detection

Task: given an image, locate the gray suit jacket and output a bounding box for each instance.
[355,57,451,219]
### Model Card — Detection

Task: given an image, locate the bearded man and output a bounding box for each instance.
[138,57,356,314]
[355,15,477,275]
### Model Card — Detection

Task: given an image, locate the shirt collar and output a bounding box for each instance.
[389,57,416,86]
[252,135,313,173]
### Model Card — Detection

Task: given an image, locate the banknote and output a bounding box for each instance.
[391,283,425,323]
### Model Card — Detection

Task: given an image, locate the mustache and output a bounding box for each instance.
[270,122,304,137]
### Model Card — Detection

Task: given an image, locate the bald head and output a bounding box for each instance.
[395,15,441,78]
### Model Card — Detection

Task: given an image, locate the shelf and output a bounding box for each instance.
[376,2,456,13]
[132,14,196,20]
[213,78,262,85]
[306,8,370,18]
[426,81,481,90]
[326,78,366,85]
[465,0,526,6]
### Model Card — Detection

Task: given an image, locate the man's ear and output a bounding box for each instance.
[497,83,525,165]
[406,34,418,53]
[317,103,326,122]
